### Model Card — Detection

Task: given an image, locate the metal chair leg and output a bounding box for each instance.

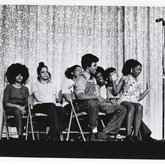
[100,119,105,128]
[66,110,73,141]
[29,114,35,140]
[6,123,9,140]
[25,114,29,140]
[73,110,86,141]
[3,112,9,140]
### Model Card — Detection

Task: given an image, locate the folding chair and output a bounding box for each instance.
[2,110,27,139]
[2,111,10,140]
[66,94,87,141]
[25,95,48,140]
[64,92,107,141]
[98,111,106,129]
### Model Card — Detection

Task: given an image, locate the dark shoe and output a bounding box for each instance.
[18,135,24,141]
[46,135,52,141]
[99,132,118,142]
[90,133,99,141]
[124,135,133,142]
[132,136,141,142]
[98,132,109,141]
[52,136,60,141]
[90,133,106,141]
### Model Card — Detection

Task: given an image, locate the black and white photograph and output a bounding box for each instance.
[0,0,165,163]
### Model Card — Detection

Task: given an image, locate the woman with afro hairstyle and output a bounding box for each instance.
[3,63,29,139]
[110,59,149,142]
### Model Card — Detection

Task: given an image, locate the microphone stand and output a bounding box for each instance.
[162,20,165,139]
[156,18,165,139]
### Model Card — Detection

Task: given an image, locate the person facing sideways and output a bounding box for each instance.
[73,54,123,141]
[95,66,127,140]
[31,62,62,141]
[105,66,156,142]
[110,59,150,142]
[3,63,29,139]
[61,65,82,131]
[104,67,120,103]
[62,65,82,105]
[74,54,101,141]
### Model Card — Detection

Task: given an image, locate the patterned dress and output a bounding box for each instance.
[119,74,142,103]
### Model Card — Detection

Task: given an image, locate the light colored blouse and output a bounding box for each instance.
[32,80,57,105]
[62,78,74,94]
[119,74,142,103]
[97,85,107,100]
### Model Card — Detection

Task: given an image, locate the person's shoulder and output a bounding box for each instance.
[32,79,40,85]
[76,74,86,82]
[63,78,74,84]
[5,84,12,89]
[121,75,128,81]
[22,85,29,90]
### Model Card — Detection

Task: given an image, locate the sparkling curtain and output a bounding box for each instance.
[0,5,163,139]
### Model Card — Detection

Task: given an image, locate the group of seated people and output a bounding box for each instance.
[2,53,155,142]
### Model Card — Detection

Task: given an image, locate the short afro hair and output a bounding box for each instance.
[95,66,105,79]
[122,59,142,75]
[81,53,99,70]
[104,67,116,79]
[6,63,29,84]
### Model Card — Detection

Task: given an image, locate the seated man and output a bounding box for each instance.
[74,54,126,141]
[74,54,100,141]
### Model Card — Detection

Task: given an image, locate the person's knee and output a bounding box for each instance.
[120,105,127,116]
[137,104,143,114]
[88,100,99,110]
[127,107,135,117]
[13,108,22,116]
[122,102,135,114]
[49,103,56,110]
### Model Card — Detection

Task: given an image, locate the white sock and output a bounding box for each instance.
[92,127,98,133]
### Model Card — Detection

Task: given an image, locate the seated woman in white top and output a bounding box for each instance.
[62,65,82,104]
[32,62,61,141]
[61,65,82,130]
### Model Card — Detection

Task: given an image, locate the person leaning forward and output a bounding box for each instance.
[74,54,127,141]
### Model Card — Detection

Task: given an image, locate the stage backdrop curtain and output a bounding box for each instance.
[0,5,164,139]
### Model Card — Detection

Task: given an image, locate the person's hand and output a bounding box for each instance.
[21,109,26,115]
[146,83,150,93]
[68,85,74,92]
[111,73,118,81]
[97,96,106,104]
[16,105,24,110]
[16,105,26,115]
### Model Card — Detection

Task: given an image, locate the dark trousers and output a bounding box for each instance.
[5,107,23,136]
[102,104,127,134]
[76,100,99,128]
[33,103,62,136]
